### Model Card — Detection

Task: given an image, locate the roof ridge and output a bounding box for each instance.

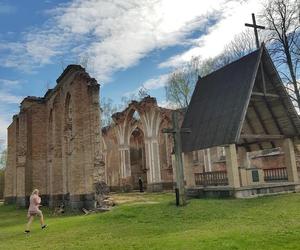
[199,47,262,81]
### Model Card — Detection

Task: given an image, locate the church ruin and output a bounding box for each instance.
[4,65,104,209]
[4,45,300,208]
[102,97,176,192]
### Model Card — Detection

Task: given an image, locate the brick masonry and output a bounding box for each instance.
[4,65,104,210]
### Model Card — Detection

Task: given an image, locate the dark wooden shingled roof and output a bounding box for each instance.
[181,45,300,152]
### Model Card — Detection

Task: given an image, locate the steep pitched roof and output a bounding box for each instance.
[181,45,300,152]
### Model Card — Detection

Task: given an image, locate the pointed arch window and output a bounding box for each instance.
[65,93,73,125]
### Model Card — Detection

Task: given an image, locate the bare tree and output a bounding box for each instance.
[101,97,119,127]
[164,30,258,108]
[262,0,300,108]
[165,57,201,108]
[58,56,66,71]
[222,30,257,61]
[138,87,149,99]
[164,33,254,109]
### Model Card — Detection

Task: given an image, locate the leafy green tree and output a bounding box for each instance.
[0,149,6,199]
[0,169,4,199]
[165,57,201,108]
[0,149,7,170]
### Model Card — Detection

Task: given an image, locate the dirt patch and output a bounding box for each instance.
[111,193,154,205]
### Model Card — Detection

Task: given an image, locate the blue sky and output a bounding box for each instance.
[0,0,263,148]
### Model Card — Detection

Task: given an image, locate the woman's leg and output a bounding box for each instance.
[25,216,34,231]
[38,211,45,226]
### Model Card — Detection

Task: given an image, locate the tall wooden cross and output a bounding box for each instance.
[163,111,191,206]
[245,13,265,49]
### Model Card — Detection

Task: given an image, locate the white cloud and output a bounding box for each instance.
[0,79,23,125]
[0,0,266,148]
[0,90,23,104]
[159,0,263,68]
[143,74,169,90]
[0,79,24,146]
[157,100,177,109]
[0,0,263,84]
[0,89,23,148]
[123,73,169,98]
[0,79,20,87]
[0,77,24,149]
[0,104,17,150]
[0,0,238,82]
[52,0,226,82]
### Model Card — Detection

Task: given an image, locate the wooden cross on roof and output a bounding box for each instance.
[245,13,265,49]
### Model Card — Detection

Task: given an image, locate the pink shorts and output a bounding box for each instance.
[27,210,42,217]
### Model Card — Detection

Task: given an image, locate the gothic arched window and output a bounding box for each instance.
[65,93,72,124]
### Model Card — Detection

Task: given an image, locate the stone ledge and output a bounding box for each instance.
[5,193,96,210]
[147,183,163,192]
[4,196,16,205]
[187,182,300,199]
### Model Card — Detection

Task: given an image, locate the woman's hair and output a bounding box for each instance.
[31,189,39,195]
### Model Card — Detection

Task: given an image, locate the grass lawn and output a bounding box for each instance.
[1,192,300,250]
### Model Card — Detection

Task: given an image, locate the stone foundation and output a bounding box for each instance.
[4,196,16,205]
[161,181,175,190]
[68,194,95,210]
[109,186,122,192]
[234,183,300,198]
[47,193,95,210]
[15,197,26,207]
[147,183,163,192]
[187,183,300,199]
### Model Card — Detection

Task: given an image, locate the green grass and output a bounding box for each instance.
[1,192,300,250]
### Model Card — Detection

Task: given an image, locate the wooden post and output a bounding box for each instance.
[183,152,195,187]
[162,111,190,206]
[283,138,299,183]
[172,111,186,206]
[225,144,241,188]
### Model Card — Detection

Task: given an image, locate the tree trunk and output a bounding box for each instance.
[285,45,300,109]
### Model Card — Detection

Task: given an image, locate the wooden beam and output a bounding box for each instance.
[260,62,267,94]
[240,134,285,140]
[237,141,263,147]
[264,66,300,135]
[262,96,284,134]
[225,144,240,188]
[256,61,284,135]
[250,102,276,148]
[283,138,299,182]
[245,115,263,150]
[242,139,251,152]
[251,92,279,98]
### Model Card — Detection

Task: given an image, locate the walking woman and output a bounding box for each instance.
[25,189,47,233]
